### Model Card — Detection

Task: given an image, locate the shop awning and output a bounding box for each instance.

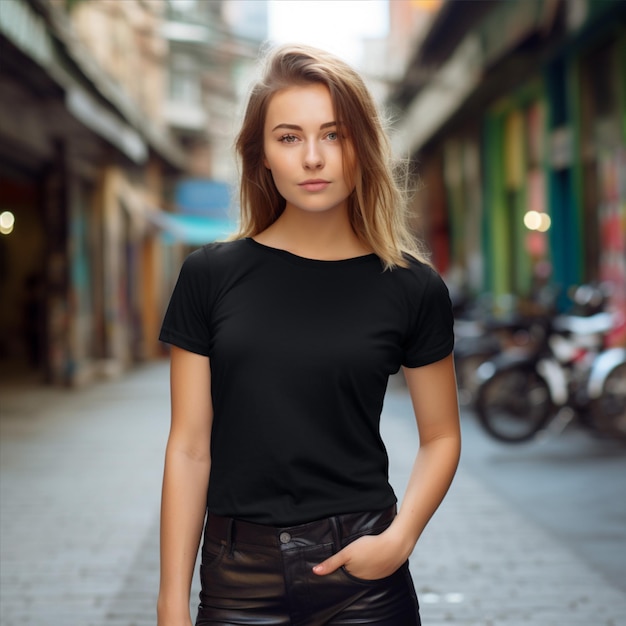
[147,211,237,245]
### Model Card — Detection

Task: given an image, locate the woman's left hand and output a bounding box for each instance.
[312,530,411,580]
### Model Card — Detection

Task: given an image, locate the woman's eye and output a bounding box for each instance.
[327,131,338,141]
[279,134,298,143]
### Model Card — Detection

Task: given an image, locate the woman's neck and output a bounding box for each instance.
[254,205,371,261]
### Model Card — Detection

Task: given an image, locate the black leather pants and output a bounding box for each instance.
[196,506,421,626]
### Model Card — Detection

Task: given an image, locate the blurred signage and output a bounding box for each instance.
[174,179,232,218]
[550,126,573,169]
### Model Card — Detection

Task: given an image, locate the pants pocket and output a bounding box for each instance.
[200,535,226,573]
[301,544,419,624]
[338,517,397,584]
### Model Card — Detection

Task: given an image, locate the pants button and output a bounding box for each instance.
[279,531,291,544]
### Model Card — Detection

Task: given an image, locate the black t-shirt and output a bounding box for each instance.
[159,238,454,525]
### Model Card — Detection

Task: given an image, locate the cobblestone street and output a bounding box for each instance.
[1,362,625,625]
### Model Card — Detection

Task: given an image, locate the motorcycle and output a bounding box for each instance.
[473,296,626,444]
[454,316,531,406]
[452,289,554,407]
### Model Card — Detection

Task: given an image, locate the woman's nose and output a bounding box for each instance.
[303,142,323,169]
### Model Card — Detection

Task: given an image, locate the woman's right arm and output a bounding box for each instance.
[157,346,213,626]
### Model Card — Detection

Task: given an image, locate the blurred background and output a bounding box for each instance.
[1,2,626,624]
[0,0,624,386]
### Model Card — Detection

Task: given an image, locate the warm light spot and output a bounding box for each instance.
[537,213,551,232]
[0,211,15,235]
[524,210,551,232]
[524,210,542,230]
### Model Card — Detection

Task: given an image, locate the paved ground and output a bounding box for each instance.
[1,361,625,625]
[456,399,626,592]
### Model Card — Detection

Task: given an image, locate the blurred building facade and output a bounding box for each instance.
[0,0,266,386]
[388,0,626,343]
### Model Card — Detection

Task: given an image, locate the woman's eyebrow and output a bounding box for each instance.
[271,121,337,132]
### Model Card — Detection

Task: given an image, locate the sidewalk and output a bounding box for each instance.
[1,362,625,626]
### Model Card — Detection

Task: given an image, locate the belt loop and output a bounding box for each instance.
[226,518,235,557]
[329,514,343,550]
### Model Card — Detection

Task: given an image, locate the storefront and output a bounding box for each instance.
[574,25,626,343]
[0,0,186,385]
[391,0,625,327]
[482,84,552,309]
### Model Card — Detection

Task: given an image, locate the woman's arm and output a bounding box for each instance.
[313,353,461,579]
[157,346,213,626]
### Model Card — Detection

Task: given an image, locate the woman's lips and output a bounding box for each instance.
[299,180,330,192]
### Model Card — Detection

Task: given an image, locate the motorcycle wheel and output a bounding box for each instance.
[591,362,626,441]
[475,366,553,443]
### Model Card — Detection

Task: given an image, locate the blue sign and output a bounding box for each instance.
[175,179,233,218]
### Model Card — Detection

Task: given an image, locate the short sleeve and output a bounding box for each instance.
[159,248,212,356]
[402,267,454,368]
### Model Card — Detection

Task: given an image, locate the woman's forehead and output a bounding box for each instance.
[265,84,336,127]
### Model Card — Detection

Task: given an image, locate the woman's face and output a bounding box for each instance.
[263,83,354,216]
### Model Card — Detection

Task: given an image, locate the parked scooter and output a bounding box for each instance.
[473,286,626,444]
[452,289,554,407]
[454,316,531,406]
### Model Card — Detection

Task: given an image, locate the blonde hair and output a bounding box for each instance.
[234,43,429,269]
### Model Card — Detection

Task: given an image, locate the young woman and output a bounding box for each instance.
[157,44,460,626]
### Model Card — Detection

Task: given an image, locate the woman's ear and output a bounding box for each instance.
[263,156,270,169]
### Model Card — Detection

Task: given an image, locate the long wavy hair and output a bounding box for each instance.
[234,43,429,269]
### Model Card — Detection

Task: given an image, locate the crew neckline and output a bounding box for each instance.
[245,237,379,267]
